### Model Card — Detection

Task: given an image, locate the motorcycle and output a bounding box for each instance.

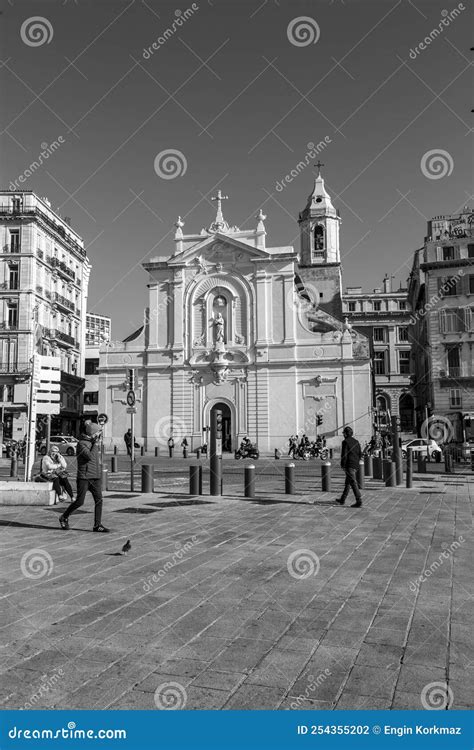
[235,442,260,460]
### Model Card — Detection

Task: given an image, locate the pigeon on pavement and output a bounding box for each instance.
[121,539,131,555]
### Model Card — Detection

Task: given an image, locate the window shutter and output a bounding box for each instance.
[439,309,446,333]
[436,246,443,261]
[438,277,445,296]
[465,306,472,332]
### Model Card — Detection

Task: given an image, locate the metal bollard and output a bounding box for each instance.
[169,447,174,459]
[111,455,118,473]
[198,465,203,495]
[140,446,144,457]
[356,459,365,490]
[141,464,154,493]
[406,448,413,488]
[285,463,295,494]
[189,465,200,495]
[114,445,117,455]
[155,447,159,457]
[383,459,395,487]
[245,464,256,498]
[196,448,201,460]
[364,453,373,477]
[395,455,403,486]
[329,448,333,460]
[10,457,17,478]
[321,461,331,492]
[417,452,426,473]
[373,456,383,480]
[183,447,189,459]
[101,467,108,491]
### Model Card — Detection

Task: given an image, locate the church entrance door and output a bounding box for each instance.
[210,402,232,452]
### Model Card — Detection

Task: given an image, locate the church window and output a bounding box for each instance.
[314,225,325,252]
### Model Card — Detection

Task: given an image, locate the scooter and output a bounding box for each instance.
[235,442,260,460]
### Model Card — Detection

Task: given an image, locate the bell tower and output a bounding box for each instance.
[298,162,341,266]
[297,164,343,318]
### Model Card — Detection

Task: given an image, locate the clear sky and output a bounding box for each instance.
[1,0,472,339]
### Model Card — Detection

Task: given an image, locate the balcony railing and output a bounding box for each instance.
[0,205,86,258]
[53,292,75,312]
[0,362,30,375]
[53,329,77,347]
[49,257,76,282]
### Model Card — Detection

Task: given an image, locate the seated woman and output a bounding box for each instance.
[40,445,74,502]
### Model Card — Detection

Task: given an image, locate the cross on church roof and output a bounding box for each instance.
[314,160,324,176]
[211,189,229,213]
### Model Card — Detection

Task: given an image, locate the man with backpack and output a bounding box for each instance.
[335,426,363,508]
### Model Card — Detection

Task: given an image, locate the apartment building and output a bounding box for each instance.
[408,207,474,441]
[0,191,90,439]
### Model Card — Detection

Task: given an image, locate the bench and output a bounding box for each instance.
[0,481,57,506]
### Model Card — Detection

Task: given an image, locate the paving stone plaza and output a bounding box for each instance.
[0,458,472,711]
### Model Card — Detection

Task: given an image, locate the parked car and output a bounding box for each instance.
[401,438,442,459]
[39,435,78,456]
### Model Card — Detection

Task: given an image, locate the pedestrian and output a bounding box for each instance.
[38,445,74,503]
[168,435,175,458]
[335,426,362,508]
[59,423,109,532]
[124,428,132,457]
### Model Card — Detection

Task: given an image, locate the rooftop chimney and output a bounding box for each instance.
[382,274,391,293]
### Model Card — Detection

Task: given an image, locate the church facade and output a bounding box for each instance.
[99,173,372,454]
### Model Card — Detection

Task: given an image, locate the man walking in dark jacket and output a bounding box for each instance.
[335,426,362,507]
[59,423,109,532]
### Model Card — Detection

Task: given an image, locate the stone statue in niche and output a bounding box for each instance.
[214,312,225,344]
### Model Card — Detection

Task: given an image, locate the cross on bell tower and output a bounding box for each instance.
[208,189,230,233]
[314,160,324,176]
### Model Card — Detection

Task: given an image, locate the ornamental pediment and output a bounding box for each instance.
[168,233,268,268]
